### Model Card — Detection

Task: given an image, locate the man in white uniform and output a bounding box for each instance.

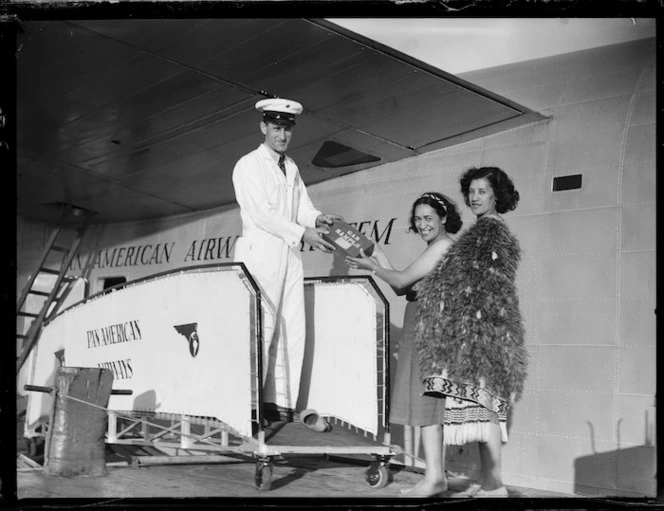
[232,97,342,422]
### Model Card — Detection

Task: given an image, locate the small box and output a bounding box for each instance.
[322,220,375,258]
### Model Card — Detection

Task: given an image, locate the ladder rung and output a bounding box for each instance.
[62,224,88,234]
[18,312,39,318]
[29,290,50,297]
[51,246,70,253]
[17,334,27,339]
[39,268,61,275]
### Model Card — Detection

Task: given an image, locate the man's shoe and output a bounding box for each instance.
[262,403,280,422]
[263,403,295,423]
[300,409,331,432]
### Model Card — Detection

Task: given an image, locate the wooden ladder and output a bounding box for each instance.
[16,205,95,373]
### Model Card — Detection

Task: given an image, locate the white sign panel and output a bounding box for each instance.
[301,281,381,435]
[26,267,257,438]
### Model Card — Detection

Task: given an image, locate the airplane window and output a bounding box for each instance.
[102,276,127,290]
[552,174,582,191]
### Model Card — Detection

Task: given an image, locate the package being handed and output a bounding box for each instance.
[322,220,375,258]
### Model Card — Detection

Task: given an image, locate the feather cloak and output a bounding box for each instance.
[415,215,528,408]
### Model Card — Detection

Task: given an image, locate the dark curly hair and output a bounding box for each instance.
[408,192,462,235]
[459,166,519,214]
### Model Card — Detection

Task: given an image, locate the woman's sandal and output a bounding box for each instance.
[475,486,508,497]
[450,482,482,498]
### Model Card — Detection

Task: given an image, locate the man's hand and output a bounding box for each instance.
[316,213,344,228]
[302,227,336,252]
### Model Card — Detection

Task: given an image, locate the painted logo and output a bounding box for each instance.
[173,323,200,357]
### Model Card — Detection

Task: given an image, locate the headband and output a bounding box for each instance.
[421,193,448,213]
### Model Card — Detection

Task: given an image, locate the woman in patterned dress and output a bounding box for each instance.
[346,192,462,497]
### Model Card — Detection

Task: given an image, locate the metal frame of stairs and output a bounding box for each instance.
[16,205,96,373]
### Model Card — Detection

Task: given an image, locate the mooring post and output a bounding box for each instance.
[43,367,113,476]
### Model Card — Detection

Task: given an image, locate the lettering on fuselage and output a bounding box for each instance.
[71,242,176,270]
[69,219,396,270]
[184,236,239,262]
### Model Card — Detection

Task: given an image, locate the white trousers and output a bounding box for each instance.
[235,235,306,410]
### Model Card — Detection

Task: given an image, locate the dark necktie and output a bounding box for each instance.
[278,155,286,176]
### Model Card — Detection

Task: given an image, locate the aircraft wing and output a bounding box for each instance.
[16,18,544,223]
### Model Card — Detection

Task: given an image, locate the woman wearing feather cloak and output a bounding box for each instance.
[415,166,528,497]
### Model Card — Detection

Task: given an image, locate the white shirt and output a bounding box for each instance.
[232,144,321,248]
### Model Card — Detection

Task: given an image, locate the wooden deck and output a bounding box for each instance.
[16,408,574,501]
[18,455,579,500]
[19,455,417,499]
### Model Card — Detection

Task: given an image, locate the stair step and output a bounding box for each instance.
[28,290,50,297]
[39,268,61,275]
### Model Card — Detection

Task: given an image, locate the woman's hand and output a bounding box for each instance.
[370,243,385,257]
[345,249,377,272]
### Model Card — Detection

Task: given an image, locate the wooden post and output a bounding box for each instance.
[43,367,113,476]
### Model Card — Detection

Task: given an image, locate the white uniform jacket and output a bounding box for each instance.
[232,144,321,282]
